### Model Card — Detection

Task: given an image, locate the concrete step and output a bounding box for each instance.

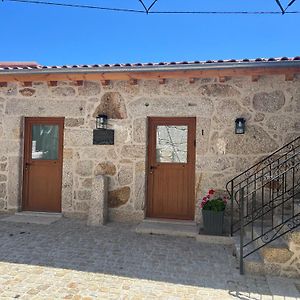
[135,219,198,238]
[232,235,265,276]
[251,225,293,264]
[273,214,300,251]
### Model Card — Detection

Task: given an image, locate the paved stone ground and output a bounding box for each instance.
[0,216,299,300]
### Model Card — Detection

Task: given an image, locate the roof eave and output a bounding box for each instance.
[1,60,300,76]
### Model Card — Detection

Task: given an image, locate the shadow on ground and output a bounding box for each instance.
[0,216,299,299]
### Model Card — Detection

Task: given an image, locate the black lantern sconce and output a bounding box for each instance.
[96,114,108,129]
[93,114,114,145]
[235,118,246,134]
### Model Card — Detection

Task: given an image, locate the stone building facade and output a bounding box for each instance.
[0,59,299,223]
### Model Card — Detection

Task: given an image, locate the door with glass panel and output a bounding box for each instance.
[147,117,196,220]
[22,117,64,212]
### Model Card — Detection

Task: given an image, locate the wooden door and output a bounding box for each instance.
[22,117,64,212]
[147,117,196,220]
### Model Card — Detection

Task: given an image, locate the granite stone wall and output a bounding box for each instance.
[0,75,299,222]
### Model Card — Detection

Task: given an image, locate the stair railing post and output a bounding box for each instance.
[240,187,245,275]
[230,180,234,236]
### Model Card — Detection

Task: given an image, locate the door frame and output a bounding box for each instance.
[146,116,196,220]
[22,117,65,212]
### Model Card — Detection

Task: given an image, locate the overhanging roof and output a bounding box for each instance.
[0,57,300,82]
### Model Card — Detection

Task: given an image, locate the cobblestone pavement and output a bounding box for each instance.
[0,216,300,300]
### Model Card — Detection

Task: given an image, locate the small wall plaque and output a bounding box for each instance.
[93,129,114,145]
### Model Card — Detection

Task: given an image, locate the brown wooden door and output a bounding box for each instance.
[22,117,64,212]
[147,117,196,220]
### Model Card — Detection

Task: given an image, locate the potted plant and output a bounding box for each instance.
[200,189,228,235]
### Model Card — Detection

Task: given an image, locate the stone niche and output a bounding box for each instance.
[93,92,127,119]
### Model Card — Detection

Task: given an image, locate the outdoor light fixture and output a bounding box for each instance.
[96,114,108,129]
[235,118,246,134]
[93,114,114,145]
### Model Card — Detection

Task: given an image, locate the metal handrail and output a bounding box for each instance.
[226,136,300,190]
[226,136,300,275]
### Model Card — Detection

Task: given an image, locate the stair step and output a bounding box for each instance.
[273,214,300,251]
[251,225,293,264]
[232,235,265,276]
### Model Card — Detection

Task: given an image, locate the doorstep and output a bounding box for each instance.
[135,218,234,245]
[0,211,62,225]
[135,218,198,238]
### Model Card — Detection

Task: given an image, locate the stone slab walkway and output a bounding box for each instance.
[0,215,299,299]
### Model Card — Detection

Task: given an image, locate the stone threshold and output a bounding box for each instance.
[0,211,62,225]
[135,218,234,245]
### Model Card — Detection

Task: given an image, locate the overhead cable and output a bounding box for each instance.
[3,0,300,15]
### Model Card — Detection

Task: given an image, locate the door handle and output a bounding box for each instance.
[25,162,32,170]
[149,165,157,174]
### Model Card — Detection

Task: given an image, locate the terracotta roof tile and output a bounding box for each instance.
[0,57,299,72]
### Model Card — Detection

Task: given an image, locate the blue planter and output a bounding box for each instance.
[202,210,224,235]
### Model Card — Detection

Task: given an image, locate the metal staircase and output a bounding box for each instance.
[226,136,300,275]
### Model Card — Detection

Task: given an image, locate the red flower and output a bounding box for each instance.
[202,196,207,202]
[208,189,215,195]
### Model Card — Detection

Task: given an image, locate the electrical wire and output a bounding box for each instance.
[3,0,145,13]
[3,0,300,15]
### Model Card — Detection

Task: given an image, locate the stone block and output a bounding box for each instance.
[94,161,116,176]
[63,148,73,160]
[5,99,85,117]
[133,118,146,143]
[64,129,92,147]
[87,175,108,226]
[210,125,278,155]
[7,156,21,209]
[213,98,246,129]
[77,190,92,201]
[81,178,92,188]
[261,247,293,264]
[0,199,5,209]
[74,201,89,212]
[266,115,299,132]
[0,174,7,182]
[78,81,101,96]
[108,186,130,208]
[19,88,35,97]
[75,160,93,177]
[0,162,7,171]
[94,92,127,119]
[65,118,85,127]
[0,182,6,198]
[197,156,235,172]
[121,145,146,159]
[52,86,76,97]
[0,140,21,155]
[253,91,285,112]
[114,81,140,97]
[118,165,133,186]
[197,83,240,97]
[2,116,22,139]
[134,162,146,210]
[108,208,144,222]
[128,97,213,118]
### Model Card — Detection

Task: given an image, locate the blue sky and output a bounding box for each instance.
[0,0,299,65]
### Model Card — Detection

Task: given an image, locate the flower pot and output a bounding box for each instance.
[202,210,224,235]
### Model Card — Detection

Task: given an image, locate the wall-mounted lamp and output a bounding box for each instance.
[235,118,246,134]
[96,114,108,129]
[94,114,114,145]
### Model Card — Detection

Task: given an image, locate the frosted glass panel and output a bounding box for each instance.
[156,125,188,163]
[32,125,59,160]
